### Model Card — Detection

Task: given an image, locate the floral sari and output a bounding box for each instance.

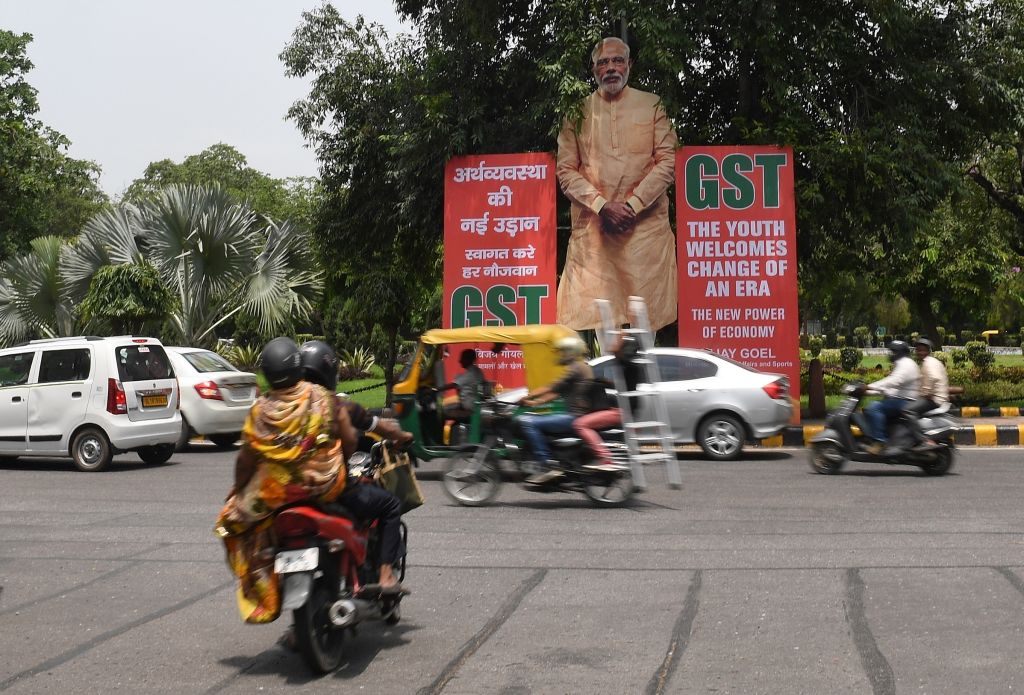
[214,381,346,623]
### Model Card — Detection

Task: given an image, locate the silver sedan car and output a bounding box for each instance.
[590,347,792,460]
[165,347,258,450]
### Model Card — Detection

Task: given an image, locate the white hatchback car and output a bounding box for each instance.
[0,336,181,471]
[165,347,258,450]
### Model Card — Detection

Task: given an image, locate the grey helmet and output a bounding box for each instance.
[887,340,911,361]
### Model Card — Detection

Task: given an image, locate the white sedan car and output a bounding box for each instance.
[590,347,792,460]
[165,347,258,450]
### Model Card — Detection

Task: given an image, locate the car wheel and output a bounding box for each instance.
[175,416,192,452]
[697,414,744,461]
[72,427,113,472]
[208,432,240,449]
[138,444,175,465]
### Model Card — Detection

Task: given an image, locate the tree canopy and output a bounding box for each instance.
[283,0,1024,343]
[123,143,319,229]
[0,30,107,262]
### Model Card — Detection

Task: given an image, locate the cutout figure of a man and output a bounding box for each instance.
[556,37,678,330]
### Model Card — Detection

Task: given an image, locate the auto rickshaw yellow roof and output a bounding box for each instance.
[420,324,581,346]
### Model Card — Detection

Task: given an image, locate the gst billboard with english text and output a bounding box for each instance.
[676,146,800,418]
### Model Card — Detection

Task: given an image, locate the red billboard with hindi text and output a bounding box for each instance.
[676,145,801,418]
[443,153,557,389]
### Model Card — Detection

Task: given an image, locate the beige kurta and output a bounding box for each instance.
[556,86,678,330]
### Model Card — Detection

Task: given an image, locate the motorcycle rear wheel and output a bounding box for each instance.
[442,450,501,506]
[583,471,634,507]
[809,442,847,474]
[294,585,346,674]
[920,445,954,476]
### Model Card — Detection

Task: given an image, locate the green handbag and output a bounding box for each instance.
[376,446,425,513]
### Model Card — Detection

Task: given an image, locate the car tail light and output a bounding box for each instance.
[194,380,223,400]
[763,378,789,400]
[106,378,127,414]
[175,378,181,410]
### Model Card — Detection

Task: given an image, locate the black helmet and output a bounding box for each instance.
[300,340,339,391]
[260,337,303,389]
[887,340,911,360]
[914,337,934,351]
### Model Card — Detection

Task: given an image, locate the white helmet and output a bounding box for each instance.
[555,335,586,364]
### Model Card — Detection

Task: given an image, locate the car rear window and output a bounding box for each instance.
[182,350,238,373]
[116,345,173,382]
[39,348,91,383]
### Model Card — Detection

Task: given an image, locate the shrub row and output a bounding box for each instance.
[800,364,1024,405]
[800,328,1024,349]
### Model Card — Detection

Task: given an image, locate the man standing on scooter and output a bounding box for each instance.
[864,340,920,455]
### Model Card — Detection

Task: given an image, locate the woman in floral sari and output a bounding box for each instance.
[214,337,357,624]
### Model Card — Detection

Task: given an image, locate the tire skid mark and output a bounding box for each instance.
[994,566,1024,596]
[646,568,702,695]
[417,569,547,695]
[844,568,895,695]
[0,579,233,691]
[0,560,141,616]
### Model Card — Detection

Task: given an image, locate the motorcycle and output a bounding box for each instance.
[808,382,957,476]
[441,397,635,507]
[273,440,408,674]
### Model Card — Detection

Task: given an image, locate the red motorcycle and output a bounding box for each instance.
[273,441,408,673]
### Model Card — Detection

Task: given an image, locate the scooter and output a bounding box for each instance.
[441,397,634,507]
[809,383,957,476]
[273,441,408,674]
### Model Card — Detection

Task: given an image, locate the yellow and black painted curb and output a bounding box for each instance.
[758,424,1024,448]
[955,407,1022,418]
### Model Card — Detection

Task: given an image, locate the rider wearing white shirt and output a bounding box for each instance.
[904,337,949,450]
[864,340,920,451]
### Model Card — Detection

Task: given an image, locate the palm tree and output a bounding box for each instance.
[64,184,321,346]
[0,236,76,345]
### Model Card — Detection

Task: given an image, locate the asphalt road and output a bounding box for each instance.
[2,446,1023,694]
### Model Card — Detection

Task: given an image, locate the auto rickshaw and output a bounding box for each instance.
[391,324,581,462]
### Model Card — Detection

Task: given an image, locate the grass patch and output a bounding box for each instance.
[256,366,389,409]
[339,364,388,409]
[339,378,387,409]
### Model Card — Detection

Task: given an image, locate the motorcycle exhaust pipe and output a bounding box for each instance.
[327,598,376,628]
[328,599,359,628]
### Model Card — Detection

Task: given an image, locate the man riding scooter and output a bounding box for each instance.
[863,340,920,456]
[518,335,593,485]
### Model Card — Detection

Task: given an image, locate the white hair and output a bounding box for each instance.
[591,37,630,64]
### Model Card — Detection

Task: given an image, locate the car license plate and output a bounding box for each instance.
[274,547,319,574]
[141,394,168,407]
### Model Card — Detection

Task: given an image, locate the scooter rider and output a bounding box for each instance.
[864,340,920,455]
[904,337,949,451]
